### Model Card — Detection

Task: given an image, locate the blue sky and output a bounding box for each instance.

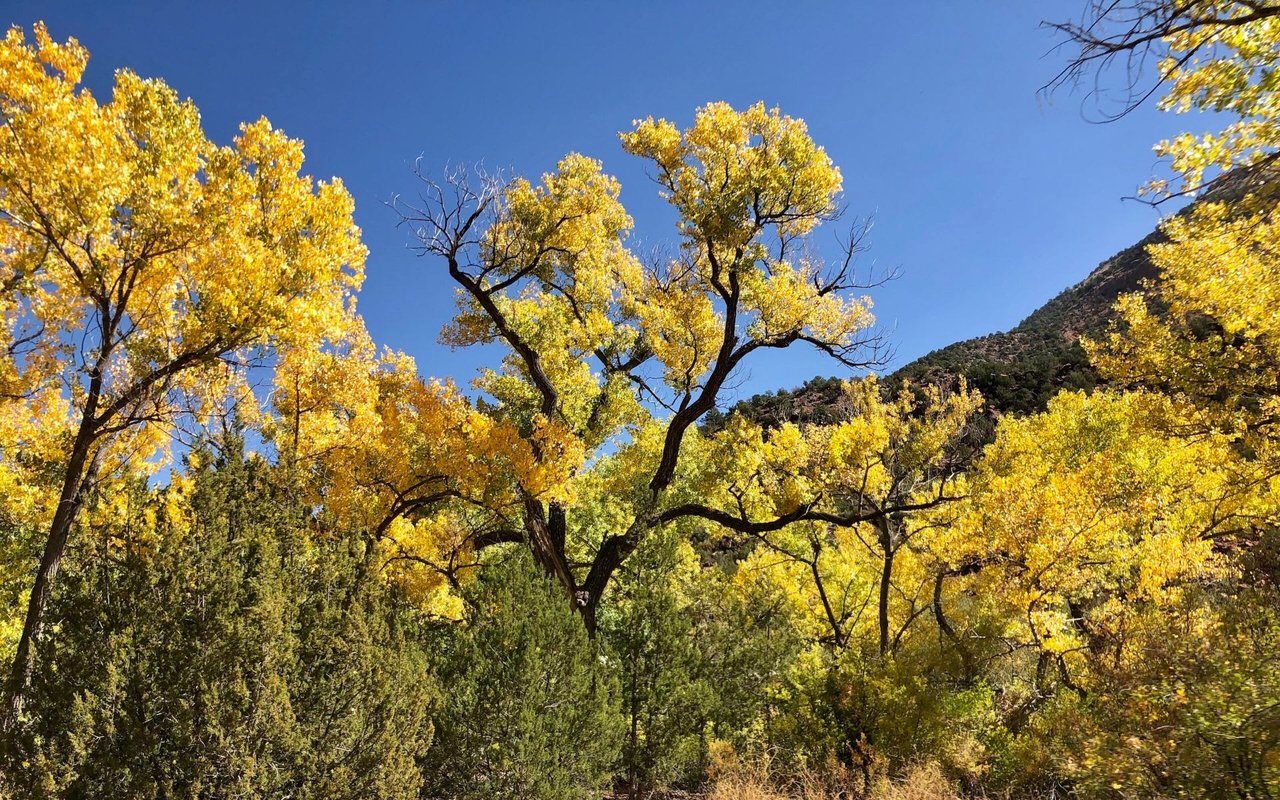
[14,2,1187,406]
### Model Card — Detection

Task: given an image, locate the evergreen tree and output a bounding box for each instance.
[422,552,622,800]
[601,532,706,798]
[4,433,434,799]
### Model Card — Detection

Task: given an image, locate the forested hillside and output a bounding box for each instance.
[721,166,1273,430]
[717,216,1179,431]
[889,232,1151,414]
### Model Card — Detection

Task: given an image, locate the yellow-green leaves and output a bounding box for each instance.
[622,102,842,246]
[634,272,722,393]
[825,377,981,496]
[415,100,878,541]
[960,390,1256,664]
[741,260,874,346]
[619,103,872,394]
[441,154,644,445]
[1090,199,1280,453]
[0,22,367,691]
[0,22,366,438]
[1151,7,1280,194]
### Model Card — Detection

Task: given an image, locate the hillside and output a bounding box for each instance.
[712,224,1163,429]
[717,165,1280,430]
[889,226,1161,413]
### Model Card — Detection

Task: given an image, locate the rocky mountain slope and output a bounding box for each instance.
[713,165,1280,430]
[712,220,1164,430]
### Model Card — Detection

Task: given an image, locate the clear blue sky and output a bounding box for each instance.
[14,2,1186,404]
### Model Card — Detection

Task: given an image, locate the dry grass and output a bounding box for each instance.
[705,756,963,800]
[867,763,964,800]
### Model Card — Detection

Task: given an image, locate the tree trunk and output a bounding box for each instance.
[573,598,594,639]
[522,496,576,594]
[4,427,97,729]
[810,553,844,649]
[878,538,894,657]
[521,494,603,637]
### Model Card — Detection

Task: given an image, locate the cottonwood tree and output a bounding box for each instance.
[958,390,1273,715]
[1089,203,1280,450]
[1048,0,1280,194]
[267,329,546,616]
[396,102,891,632]
[0,24,365,721]
[1048,0,1280,537]
[730,377,982,657]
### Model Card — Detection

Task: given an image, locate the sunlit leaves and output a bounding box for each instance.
[622,101,842,247]
[0,22,366,675]
[0,20,366,458]
[1089,200,1280,460]
[959,390,1265,669]
[1149,6,1280,194]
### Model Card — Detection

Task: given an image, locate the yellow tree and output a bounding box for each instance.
[952,389,1280,792]
[268,327,540,615]
[820,378,981,656]
[705,377,981,656]
[1088,201,1280,457]
[957,391,1273,714]
[397,102,886,631]
[1052,0,1280,575]
[0,24,365,719]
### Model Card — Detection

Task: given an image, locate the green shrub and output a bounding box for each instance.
[4,436,435,799]
[422,552,622,800]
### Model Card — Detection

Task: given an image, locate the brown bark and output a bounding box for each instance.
[878,542,894,657]
[4,406,100,729]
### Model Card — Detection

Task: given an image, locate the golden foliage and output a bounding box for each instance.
[0,22,365,672]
